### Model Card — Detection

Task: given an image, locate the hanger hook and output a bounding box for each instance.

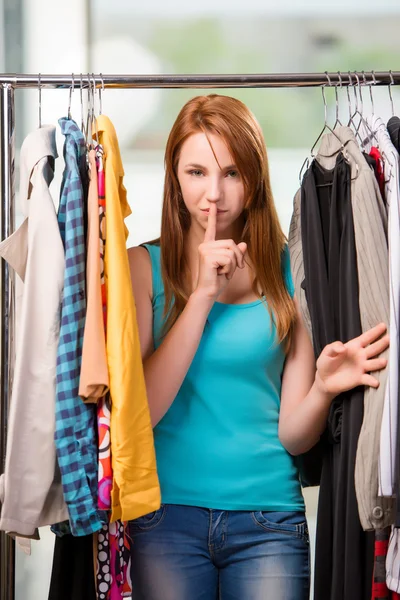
[369,70,376,114]
[91,73,99,143]
[68,73,74,120]
[99,73,104,115]
[334,72,342,125]
[361,70,370,115]
[324,71,332,87]
[336,71,343,122]
[321,85,328,128]
[324,71,335,126]
[346,72,353,123]
[350,70,359,114]
[86,73,93,146]
[38,73,42,128]
[354,71,363,116]
[80,73,85,135]
[389,69,395,117]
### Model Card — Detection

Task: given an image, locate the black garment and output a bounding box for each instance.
[301,153,374,600]
[48,534,96,600]
[363,151,376,171]
[387,116,400,152]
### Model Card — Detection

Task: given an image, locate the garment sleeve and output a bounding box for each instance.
[281,244,295,298]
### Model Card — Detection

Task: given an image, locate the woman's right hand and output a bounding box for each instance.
[194,203,247,302]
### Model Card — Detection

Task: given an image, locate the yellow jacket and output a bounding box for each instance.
[95,115,160,522]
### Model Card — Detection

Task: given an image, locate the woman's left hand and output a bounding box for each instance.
[315,322,389,398]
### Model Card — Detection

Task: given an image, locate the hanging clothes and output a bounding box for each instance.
[54,117,106,536]
[95,145,113,512]
[289,126,392,600]
[48,533,96,600]
[302,147,374,600]
[96,521,131,600]
[372,118,400,501]
[90,143,132,600]
[290,125,394,532]
[0,125,68,538]
[94,115,160,523]
[78,149,109,402]
[359,115,400,500]
[360,115,400,594]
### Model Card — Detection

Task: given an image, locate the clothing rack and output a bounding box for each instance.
[0,70,399,600]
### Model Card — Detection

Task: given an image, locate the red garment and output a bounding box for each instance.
[369,146,385,201]
[372,528,400,600]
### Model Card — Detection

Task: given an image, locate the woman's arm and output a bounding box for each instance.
[279,297,389,456]
[128,246,215,428]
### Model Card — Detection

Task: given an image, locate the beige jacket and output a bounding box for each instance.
[0,126,68,537]
[288,126,393,530]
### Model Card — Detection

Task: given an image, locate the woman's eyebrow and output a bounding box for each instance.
[184,163,237,170]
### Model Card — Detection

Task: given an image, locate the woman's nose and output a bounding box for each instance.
[206,178,223,202]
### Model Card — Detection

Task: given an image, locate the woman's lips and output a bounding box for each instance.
[201,209,228,214]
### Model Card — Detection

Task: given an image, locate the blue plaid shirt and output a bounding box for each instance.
[54,118,106,536]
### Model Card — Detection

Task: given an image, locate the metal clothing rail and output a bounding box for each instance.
[0,70,400,600]
[1,70,400,88]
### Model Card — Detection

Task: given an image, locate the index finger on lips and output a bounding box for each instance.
[204,203,217,242]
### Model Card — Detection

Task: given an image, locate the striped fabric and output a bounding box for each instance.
[54,118,106,536]
[373,528,400,599]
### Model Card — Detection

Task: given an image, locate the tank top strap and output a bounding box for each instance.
[140,243,164,304]
[281,243,295,298]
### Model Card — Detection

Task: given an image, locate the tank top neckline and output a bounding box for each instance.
[214,298,265,309]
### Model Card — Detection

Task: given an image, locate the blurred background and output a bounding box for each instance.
[1,0,400,597]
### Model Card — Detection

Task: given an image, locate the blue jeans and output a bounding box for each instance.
[129,504,310,599]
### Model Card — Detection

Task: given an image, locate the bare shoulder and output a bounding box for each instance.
[128,245,153,300]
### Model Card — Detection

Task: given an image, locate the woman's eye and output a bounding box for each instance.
[189,169,203,177]
[227,170,238,178]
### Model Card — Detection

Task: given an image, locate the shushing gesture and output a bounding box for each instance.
[195,203,247,301]
[316,323,389,397]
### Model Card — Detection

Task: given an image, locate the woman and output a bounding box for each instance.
[128,94,388,600]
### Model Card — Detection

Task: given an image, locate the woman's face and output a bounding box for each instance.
[176,132,246,238]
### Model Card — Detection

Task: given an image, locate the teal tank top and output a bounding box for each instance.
[142,243,304,512]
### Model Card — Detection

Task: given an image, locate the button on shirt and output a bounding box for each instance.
[55,118,106,536]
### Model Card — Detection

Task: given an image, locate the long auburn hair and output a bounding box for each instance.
[149,94,296,347]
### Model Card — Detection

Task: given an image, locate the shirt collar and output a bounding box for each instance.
[19,125,58,214]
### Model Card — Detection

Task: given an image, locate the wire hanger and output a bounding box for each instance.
[332,71,343,130]
[91,73,99,143]
[346,72,363,141]
[299,72,356,182]
[85,72,93,150]
[369,70,377,114]
[310,73,349,157]
[99,73,104,115]
[38,73,42,128]
[68,73,74,120]
[388,70,396,116]
[80,73,86,137]
[352,71,380,149]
